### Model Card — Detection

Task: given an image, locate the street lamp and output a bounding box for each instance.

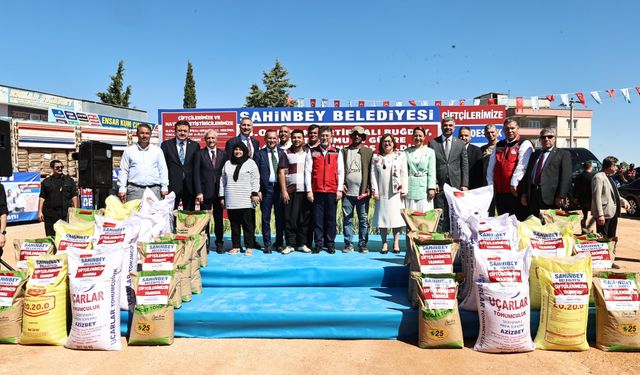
[560,98,578,147]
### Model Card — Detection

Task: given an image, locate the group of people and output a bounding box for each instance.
[5,116,626,256]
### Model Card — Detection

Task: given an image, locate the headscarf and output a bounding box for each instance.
[230,142,250,182]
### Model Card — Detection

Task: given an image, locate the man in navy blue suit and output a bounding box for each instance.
[160,120,200,210]
[255,129,287,253]
[195,129,227,253]
[225,117,260,160]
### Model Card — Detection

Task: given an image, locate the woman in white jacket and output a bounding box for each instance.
[220,142,261,255]
[371,134,408,254]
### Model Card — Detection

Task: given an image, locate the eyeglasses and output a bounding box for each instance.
[540,135,555,140]
[54,166,64,170]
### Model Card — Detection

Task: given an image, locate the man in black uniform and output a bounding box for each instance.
[38,160,79,236]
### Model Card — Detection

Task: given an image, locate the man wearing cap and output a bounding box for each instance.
[341,126,373,253]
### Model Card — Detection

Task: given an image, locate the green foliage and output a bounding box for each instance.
[244,59,296,108]
[183,60,197,109]
[96,60,132,107]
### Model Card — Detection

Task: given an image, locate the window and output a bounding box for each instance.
[564,139,577,147]
[566,119,577,130]
[528,120,541,128]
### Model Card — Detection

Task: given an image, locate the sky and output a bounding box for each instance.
[2,0,639,162]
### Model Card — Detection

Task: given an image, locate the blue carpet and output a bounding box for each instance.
[121,287,417,339]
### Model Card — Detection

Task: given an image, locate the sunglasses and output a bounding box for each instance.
[540,135,555,140]
[54,166,64,170]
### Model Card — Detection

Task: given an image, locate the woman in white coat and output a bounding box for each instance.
[371,134,408,254]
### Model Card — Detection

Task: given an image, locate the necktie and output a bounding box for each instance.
[271,149,278,174]
[247,138,253,157]
[534,152,545,185]
[179,142,185,164]
[211,150,216,167]
[444,138,451,160]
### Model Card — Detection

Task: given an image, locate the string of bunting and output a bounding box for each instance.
[291,86,640,109]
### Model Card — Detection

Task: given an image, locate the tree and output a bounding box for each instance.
[244,59,296,107]
[183,60,197,108]
[96,60,132,107]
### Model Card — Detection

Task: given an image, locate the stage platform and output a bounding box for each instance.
[120,234,597,341]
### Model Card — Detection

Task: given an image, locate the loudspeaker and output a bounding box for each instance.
[77,141,113,188]
[0,119,12,177]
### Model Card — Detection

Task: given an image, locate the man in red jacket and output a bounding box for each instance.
[486,118,533,220]
[304,126,345,254]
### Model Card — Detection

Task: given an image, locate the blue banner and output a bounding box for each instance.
[237,106,439,124]
[1,172,41,223]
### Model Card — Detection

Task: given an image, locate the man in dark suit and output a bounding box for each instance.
[225,117,260,160]
[255,129,287,253]
[521,128,572,218]
[160,120,200,210]
[428,117,469,232]
[458,126,483,189]
[195,129,227,253]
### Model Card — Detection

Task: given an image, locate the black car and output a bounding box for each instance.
[619,179,640,216]
[563,148,601,209]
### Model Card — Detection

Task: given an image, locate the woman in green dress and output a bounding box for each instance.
[405,127,436,212]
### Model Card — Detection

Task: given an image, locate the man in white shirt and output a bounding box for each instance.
[486,118,533,220]
[118,124,169,202]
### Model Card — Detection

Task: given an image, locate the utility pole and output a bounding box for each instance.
[561,98,577,147]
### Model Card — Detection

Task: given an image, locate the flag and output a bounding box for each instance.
[473,99,480,105]
[459,99,465,106]
[531,96,539,110]
[395,101,403,107]
[546,94,555,102]
[287,97,294,106]
[448,100,455,106]
[333,100,340,108]
[606,89,615,98]
[590,91,602,104]
[408,100,417,106]
[516,97,524,111]
[560,94,569,107]
[575,92,587,107]
[383,101,390,107]
[321,98,327,107]
[497,96,509,106]
[435,100,442,106]
[310,99,316,107]
[636,87,640,95]
[358,100,365,107]
[297,99,305,107]
[621,88,631,103]
[421,100,429,106]
[487,98,495,105]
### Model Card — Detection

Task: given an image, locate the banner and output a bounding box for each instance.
[438,105,506,144]
[159,107,441,150]
[1,172,41,223]
[239,106,440,150]
[158,110,238,148]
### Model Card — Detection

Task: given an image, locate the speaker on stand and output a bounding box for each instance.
[74,141,113,209]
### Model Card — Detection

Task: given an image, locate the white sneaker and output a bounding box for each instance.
[298,245,312,253]
[282,246,295,255]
